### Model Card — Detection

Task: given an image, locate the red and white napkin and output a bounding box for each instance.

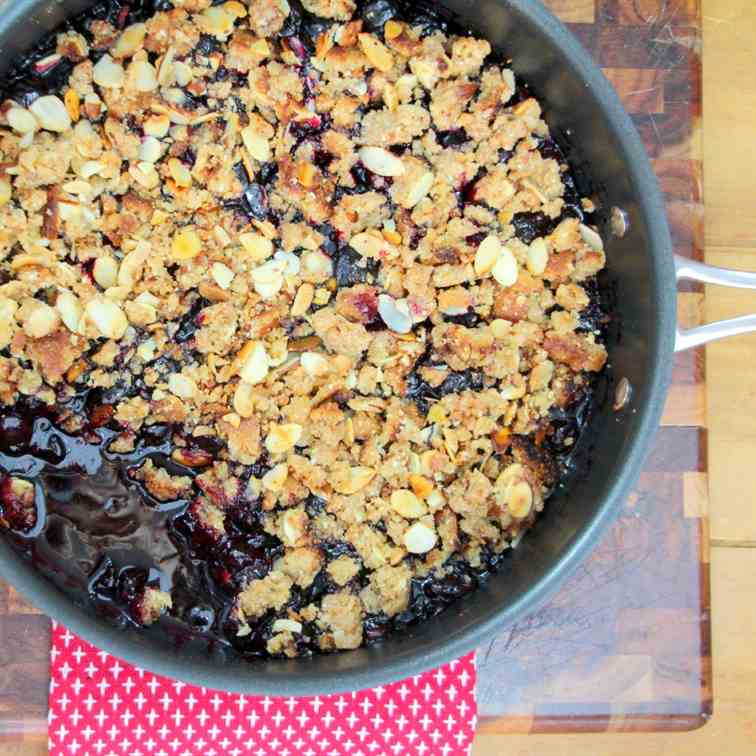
[48,622,477,756]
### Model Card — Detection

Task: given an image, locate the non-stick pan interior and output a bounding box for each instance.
[0,0,675,693]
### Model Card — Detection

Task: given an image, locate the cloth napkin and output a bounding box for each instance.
[48,622,477,756]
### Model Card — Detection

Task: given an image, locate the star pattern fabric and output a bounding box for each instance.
[48,622,477,756]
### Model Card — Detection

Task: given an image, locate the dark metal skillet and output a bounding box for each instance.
[0,0,749,695]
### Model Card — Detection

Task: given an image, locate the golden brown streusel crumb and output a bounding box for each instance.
[0,0,609,656]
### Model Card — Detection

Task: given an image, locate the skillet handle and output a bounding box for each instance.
[675,255,756,352]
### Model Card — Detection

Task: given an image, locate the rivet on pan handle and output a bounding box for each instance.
[675,255,756,352]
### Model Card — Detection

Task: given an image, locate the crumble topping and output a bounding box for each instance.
[0,0,608,656]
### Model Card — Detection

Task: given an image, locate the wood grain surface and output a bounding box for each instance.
[5,0,754,753]
[476,0,756,752]
[475,0,710,734]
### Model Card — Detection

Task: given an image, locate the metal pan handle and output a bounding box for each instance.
[675,255,756,352]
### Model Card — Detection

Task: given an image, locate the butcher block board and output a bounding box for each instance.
[0,0,708,748]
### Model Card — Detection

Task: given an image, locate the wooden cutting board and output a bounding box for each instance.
[0,0,708,748]
[477,0,709,733]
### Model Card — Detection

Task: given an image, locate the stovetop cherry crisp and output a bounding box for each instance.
[0,0,609,658]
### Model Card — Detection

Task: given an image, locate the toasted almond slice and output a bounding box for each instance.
[300,351,328,377]
[93,257,119,289]
[138,135,163,163]
[579,223,604,251]
[21,301,60,338]
[144,114,171,138]
[526,237,549,275]
[349,231,388,259]
[211,262,235,290]
[85,297,128,339]
[167,373,197,400]
[384,20,403,39]
[474,235,501,276]
[130,60,159,92]
[56,290,82,332]
[409,474,433,499]
[507,480,533,518]
[359,146,405,177]
[492,246,518,288]
[168,157,192,188]
[233,382,255,418]
[93,54,125,88]
[402,170,434,209]
[378,294,412,334]
[239,232,274,261]
[403,522,437,554]
[390,489,427,518]
[111,23,146,59]
[0,179,11,207]
[332,466,376,495]
[358,33,394,72]
[238,341,270,385]
[265,423,303,454]
[7,107,38,134]
[172,229,202,260]
[272,619,302,634]
[262,463,288,492]
[29,95,71,132]
[241,126,271,162]
[291,283,314,317]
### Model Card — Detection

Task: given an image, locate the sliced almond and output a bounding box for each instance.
[174,61,193,87]
[56,290,82,332]
[390,490,427,519]
[85,297,128,339]
[579,223,604,251]
[403,522,437,554]
[409,474,433,499]
[251,261,284,299]
[196,6,236,39]
[7,107,38,135]
[265,423,303,454]
[241,127,271,162]
[262,463,288,492]
[93,54,125,88]
[93,257,119,289]
[111,23,146,59]
[138,135,163,163]
[144,114,171,138]
[384,20,403,39]
[507,480,533,519]
[358,33,394,72]
[130,161,159,189]
[233,382,255,418]
[297,162,316,188]
[359,146,405,177]
[168,157,193,188]
[238,341,270,385]
[272,619,302,634]
[239,232,274,262]
[291,282,314,317]
[378,294,412,334]
[211,262,235,290]
[0,179,11,207]
[20,300,60,339]
[332,466,376,495]
[474,235,501,277]
[300,351,328,377]
[167,373,197,400]
[29,96,71,133]
[349,231,388,259]
[172,229,202,260]
[526,238,549,276]
[130,60,159,92]
[492,246,518,288]
[402,170,434,209]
